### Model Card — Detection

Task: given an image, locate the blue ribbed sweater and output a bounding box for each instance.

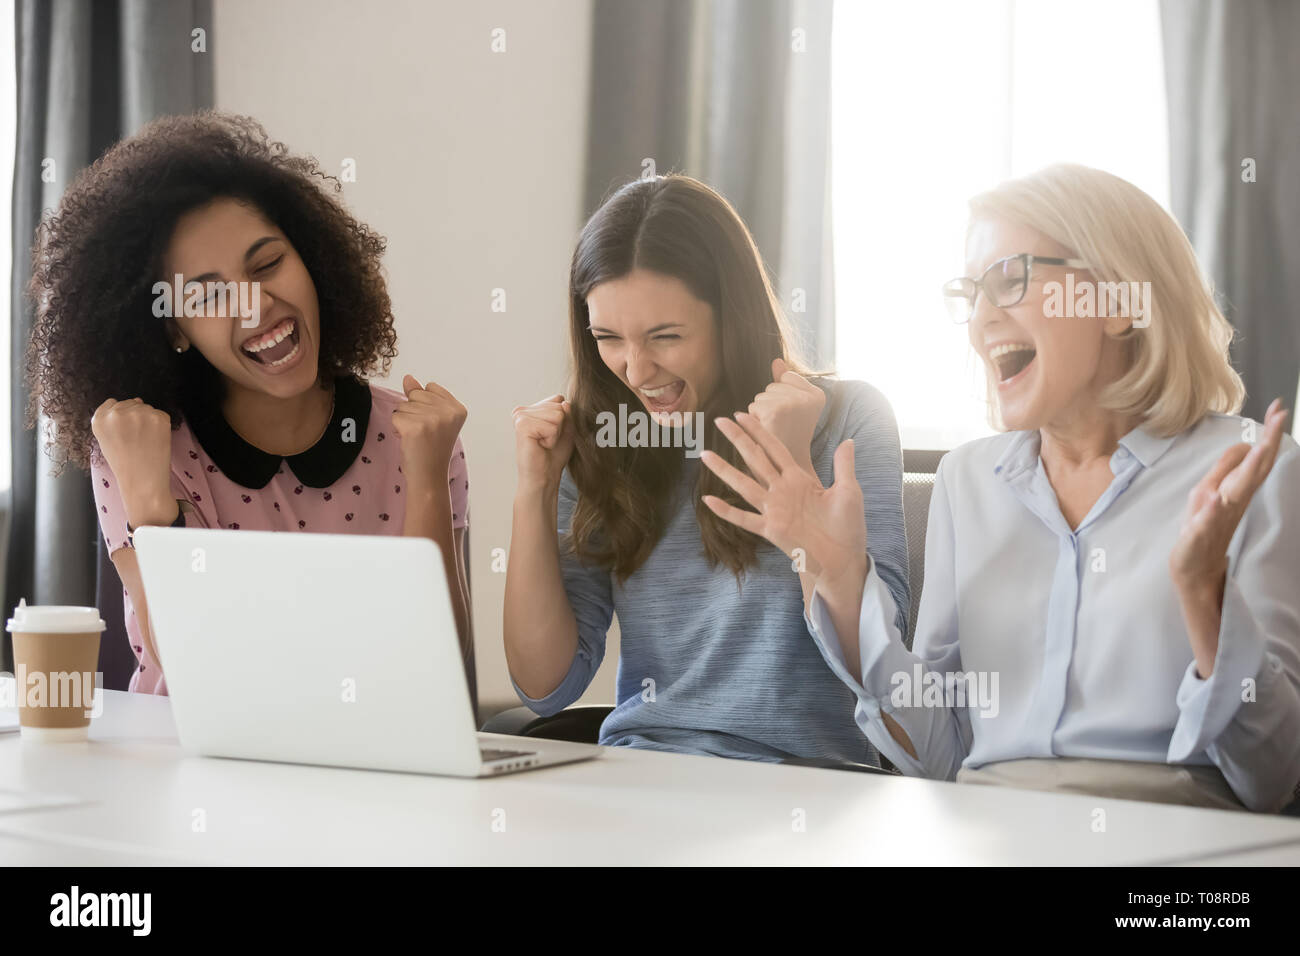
[514,379,911,764]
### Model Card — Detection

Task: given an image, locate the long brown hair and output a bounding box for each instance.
[567,174,821,581]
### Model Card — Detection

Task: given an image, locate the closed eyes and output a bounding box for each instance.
[196,255,284,303]
[592,333,681,342]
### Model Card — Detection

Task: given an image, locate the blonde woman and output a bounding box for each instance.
[702,164,1299,811]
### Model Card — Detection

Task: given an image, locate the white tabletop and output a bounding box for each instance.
[1176,843,1300,866]
[3,682,1299,865]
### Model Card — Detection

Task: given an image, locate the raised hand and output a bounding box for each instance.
[701,411,865,590]
[745,358,826,477]
[511,394,575,497]
[1170,399,1289,675]
[391,374,467,489]
[90,397,176,527]
[1171,400,1289,588]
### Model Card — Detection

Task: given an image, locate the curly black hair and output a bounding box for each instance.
[26,110,398,471]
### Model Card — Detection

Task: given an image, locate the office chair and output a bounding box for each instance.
[901,449,945,651]
[94,536,137,692]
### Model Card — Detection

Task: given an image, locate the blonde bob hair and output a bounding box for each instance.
[968,164,1244,437]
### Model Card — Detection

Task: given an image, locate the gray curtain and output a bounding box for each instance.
[585,0,835,368]
[1162,0,1300,430]
[3,0,212,671]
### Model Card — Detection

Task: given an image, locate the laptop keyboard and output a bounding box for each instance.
[480,747,535,762]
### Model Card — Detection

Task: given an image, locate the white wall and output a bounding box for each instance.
[214,0,618,715]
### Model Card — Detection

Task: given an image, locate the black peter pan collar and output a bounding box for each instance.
[184,376,372,490]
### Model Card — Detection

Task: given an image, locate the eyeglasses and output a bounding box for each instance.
[941,253,1090,324]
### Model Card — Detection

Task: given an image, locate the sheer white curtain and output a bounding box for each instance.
[831,0,1170,450]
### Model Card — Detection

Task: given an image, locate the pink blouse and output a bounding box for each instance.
[90,378,469,694]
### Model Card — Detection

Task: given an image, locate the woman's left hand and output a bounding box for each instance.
[1170,399,1288,672]
[745,358,826,477]
[701,411,865,592]
[391,374,467,488]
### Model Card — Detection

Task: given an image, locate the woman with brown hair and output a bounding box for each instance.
[504,174,910,764]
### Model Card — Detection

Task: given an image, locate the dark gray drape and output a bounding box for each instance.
[585,0,835,367]
[3,0,211,671]
[1162,0,1300,430]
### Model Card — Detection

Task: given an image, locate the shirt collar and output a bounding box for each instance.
[993,419,1177,481]
[1116,421,1177,469]
[993,430,1040,481]
[184,375,372,490]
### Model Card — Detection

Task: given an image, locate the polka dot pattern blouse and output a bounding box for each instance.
[91,378,469,695]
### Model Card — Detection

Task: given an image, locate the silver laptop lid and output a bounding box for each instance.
[133,527,481,775]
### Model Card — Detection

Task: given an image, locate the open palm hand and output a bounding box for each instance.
[701,412,865,585]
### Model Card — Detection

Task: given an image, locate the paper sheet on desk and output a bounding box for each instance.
[0,675,16,733]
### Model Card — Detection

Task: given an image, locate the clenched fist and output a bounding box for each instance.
[512,394,575,497]
[90,398,176,528]
[746,358,826,477]
[391,374,467,491]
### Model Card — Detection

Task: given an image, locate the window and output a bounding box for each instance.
[831,0,1170,450]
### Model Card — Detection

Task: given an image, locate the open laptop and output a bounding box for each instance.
[133,526,599,777]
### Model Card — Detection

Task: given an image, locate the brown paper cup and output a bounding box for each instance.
[6,602,106,742]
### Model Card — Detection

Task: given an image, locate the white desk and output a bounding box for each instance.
[2,684,1299,866]
[1177,843,1300,865]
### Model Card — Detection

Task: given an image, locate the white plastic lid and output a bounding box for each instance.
[6,599,106,634]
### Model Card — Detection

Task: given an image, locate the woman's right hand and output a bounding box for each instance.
[505,394,582,699]
[511,394,575,497]
[90,398,176,528]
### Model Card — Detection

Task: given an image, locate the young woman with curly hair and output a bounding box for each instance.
[26,111,474,706]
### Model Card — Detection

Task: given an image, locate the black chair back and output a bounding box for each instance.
[94,536,136,691]
[901,449,946,650]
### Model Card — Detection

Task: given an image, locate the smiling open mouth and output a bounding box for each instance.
[991,343,1036,383]
[241,318,300,367]
[639,380,686,412]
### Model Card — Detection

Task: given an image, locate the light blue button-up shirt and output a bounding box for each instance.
[806,412,1300,811]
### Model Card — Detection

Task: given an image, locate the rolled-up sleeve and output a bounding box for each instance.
[510,470,614,716]
[1168,444,1300,812]
[805,458,973,779]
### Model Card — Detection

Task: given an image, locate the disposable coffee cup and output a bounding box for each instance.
[6,600,106,742]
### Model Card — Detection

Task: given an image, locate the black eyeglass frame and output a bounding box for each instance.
[942,253,1091,324]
